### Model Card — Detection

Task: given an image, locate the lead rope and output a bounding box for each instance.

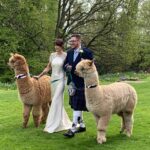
[68,72,73,82]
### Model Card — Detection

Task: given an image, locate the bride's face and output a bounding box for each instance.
[55,45,63,52]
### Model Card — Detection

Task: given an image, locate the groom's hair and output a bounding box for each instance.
[71,34,81,40]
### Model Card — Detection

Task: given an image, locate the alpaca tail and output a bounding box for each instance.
[131,87,138,107]
[127,86,138,112]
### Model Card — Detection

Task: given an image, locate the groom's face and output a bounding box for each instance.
[69,37,81,49]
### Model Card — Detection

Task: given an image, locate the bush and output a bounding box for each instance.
[0,82,16,90]
[100,71,149,83]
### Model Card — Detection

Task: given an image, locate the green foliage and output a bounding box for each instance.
[100,72,149,83]
[0,0,149,83]
[0,0,57,82]
[74,0,140,74]
[114,1,139,71]
[97,0,139,73]
[136,0,150,71]
[27,51,51,75]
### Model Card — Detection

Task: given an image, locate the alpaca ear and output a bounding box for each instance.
[10,53,14,57]
[81,58,85,61]
[13,53,19,58]
[88,59,94,66]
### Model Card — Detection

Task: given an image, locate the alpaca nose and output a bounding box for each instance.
[7,62,10,66]
[7,62,14,69]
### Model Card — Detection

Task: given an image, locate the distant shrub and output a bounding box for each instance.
[100,72,149,83]
[0,82,16,90]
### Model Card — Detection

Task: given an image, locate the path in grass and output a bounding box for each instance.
[0,77,150,150]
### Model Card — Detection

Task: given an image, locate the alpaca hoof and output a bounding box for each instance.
[97,136,106,144]
[125,130,132,137]
[125,132,131,137]
[35,125,40,128]
[41,120,46,124]
[23,123,27,128]
[35,123,40,128]
[120,130,124,134]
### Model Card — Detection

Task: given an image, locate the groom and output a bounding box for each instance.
[63,34,93,138]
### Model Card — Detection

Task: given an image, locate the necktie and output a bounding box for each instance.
[73,49,79,62]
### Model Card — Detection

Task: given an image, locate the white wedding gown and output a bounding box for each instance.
[44,52,72,133]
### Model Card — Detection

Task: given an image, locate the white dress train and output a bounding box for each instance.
[44,52,72,133]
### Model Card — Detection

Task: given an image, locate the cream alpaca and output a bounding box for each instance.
[8,53,51,128]
[76,59,137,144]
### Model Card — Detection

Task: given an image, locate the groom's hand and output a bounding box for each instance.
[65,64,72,72]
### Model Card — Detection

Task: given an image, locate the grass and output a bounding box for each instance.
[0,74,150,150]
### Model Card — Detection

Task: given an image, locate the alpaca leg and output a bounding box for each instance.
[97,115,111,144]
[123,96,136,137]
[41,103,49,124]
[123,111,133,137]
[94,114,100,126]
[32,105,42,127]
[118,112,125,134]
[23,104,32,128]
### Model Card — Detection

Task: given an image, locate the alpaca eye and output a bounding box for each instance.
[81,67,84,71]
[11,60,15,63]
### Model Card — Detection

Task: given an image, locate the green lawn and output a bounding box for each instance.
[0,76,150,150]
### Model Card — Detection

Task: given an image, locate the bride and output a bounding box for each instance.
[35,39,72,133]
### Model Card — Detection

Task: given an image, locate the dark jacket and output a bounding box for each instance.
[63,47,93,88]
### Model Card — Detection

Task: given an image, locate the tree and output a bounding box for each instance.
[0,0,57,82]
[136,0,150,71]
[55,0,118,42]
[55,0,140,73]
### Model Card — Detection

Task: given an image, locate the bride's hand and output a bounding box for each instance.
[33,75,40,80]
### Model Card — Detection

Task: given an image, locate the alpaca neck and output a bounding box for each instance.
[15,63,29,75]
[84,71,99,87]
[15,64,32,92]
[84,70,103,108]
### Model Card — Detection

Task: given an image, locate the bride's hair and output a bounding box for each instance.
[55,39,64,48]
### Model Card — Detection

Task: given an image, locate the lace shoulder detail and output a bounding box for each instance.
[49,52,56,63]
[63,52,67,57]
[49,52,66,62]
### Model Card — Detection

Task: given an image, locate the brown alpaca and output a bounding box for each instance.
[8,53,51,128]
[76,59,137,144]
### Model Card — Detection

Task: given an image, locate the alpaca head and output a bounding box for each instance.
[75,59,96,77]
[8,53,27,70]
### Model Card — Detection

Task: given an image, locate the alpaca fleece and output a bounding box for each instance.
[76,59,137,144]
[8,53,51,128]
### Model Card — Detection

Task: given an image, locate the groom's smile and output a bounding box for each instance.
[69,37,81,49]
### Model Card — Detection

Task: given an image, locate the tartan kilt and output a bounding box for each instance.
[69,88,88,111]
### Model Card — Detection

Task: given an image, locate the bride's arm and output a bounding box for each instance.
[34,62,51,79]
[39,62,51,77]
